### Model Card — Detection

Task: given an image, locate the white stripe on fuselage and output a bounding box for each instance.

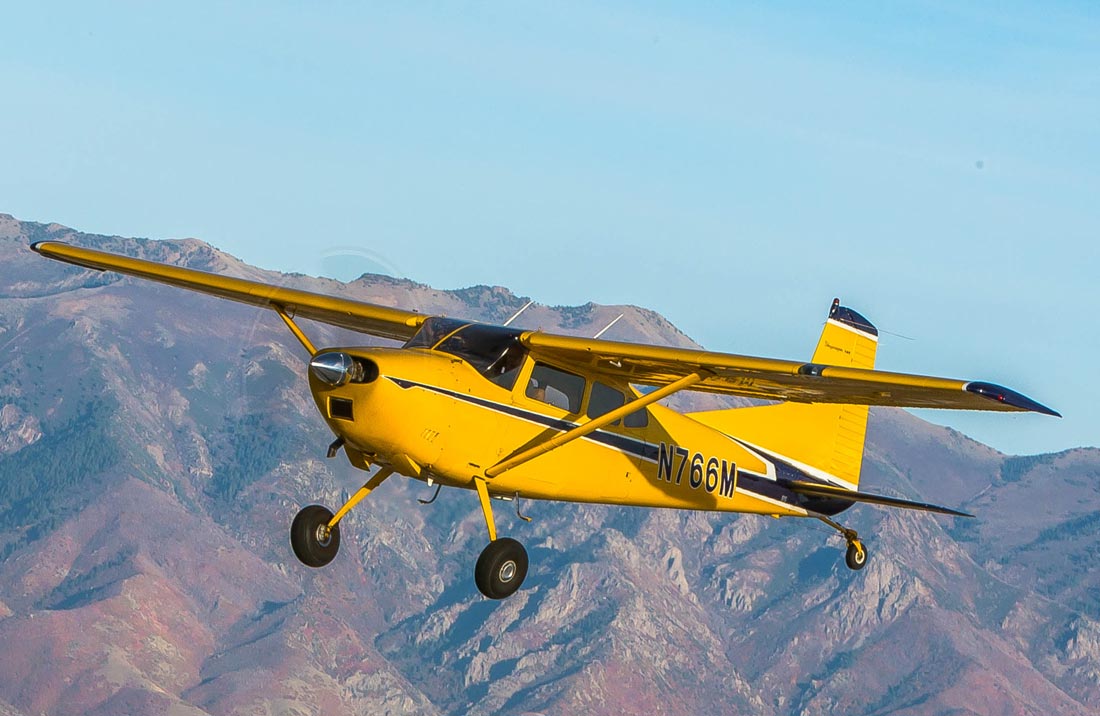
[728,436,859,492]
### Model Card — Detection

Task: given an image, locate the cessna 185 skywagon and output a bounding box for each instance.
[33,241,1059,599]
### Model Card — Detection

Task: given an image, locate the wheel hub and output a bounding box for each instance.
[315,525,332,547]
[851,540,865,562]
[499,560,517,582]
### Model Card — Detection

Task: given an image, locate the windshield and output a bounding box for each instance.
[404,318,528,389]
[403,316,469,349]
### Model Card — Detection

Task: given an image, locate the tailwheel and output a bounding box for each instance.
[475,538,528,599]
[815,514,869,572]
[291,505,340,567]
[845,539,868,571]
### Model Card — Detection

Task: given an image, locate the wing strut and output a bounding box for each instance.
[484,371,708,478]
[275,305,318,356]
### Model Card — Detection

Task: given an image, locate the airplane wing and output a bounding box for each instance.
[31,241,426,342]
[520,332,1060,415]
[33,241,1057,416]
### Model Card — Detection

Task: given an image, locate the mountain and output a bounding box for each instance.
[0,213,1096,716]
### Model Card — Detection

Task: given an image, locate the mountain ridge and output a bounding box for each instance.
[1,214,1096,716]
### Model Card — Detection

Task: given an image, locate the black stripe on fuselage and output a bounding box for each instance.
[728,438,856,515]
[386,376,826,512]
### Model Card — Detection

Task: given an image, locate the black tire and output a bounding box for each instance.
[291,505,340,568]
[845,541,868,571]
[475,538,528,599]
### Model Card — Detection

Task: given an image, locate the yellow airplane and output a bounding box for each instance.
[32,241,1059,599]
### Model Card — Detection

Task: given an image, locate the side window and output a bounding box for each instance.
[589,381,649,428]
[526,363,585,413]
[624,407,649,428]
[625,384,650,428]
[588,382,625,425]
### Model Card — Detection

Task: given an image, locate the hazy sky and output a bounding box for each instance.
[3,1,1096,455]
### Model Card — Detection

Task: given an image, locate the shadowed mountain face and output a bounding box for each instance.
[0,214,1096,716]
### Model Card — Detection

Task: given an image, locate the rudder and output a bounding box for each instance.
[689,299,878,488]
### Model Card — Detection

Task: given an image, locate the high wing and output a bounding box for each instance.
[520,332,1060,415]
[33,241,1058,416]
[31,241,425,342]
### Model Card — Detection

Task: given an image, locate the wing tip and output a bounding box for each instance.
[30,240,73,258]
[965,381,1061,417]
[30,240,108,272]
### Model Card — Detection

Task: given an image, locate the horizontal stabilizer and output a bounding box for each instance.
[785,480,973,517]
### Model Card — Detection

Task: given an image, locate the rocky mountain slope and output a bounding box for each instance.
[0,214,1096,715]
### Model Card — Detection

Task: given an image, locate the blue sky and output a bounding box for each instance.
[2,1,1096,455]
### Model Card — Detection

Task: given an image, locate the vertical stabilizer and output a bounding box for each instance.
[688,300,878,488]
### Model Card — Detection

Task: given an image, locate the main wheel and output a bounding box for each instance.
[845,540,868,571]
[291,505,340,567]
[475,538,528,599]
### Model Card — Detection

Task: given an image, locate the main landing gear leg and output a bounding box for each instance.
[290,468,393,568]
[473,477,528,600]
[815,514,869,571]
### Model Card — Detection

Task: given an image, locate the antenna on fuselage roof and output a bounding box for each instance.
[593,313,624,339]
[503,300,534,327]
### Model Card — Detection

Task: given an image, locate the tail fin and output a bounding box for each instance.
[689,299,878,489]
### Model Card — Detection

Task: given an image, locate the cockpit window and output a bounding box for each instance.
[429,321,528,390]
[403,317,469,350]
[481,341,527,389]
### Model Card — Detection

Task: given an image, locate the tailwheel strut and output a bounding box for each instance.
[290,467,393,568]
[815,514,869,571]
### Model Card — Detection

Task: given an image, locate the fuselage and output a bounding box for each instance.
[307,320,822,518]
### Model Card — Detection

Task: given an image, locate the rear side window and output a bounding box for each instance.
[588,381,649,428]
[526,363,585,413]
[624,407,649,428]
[588,382,625,425]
